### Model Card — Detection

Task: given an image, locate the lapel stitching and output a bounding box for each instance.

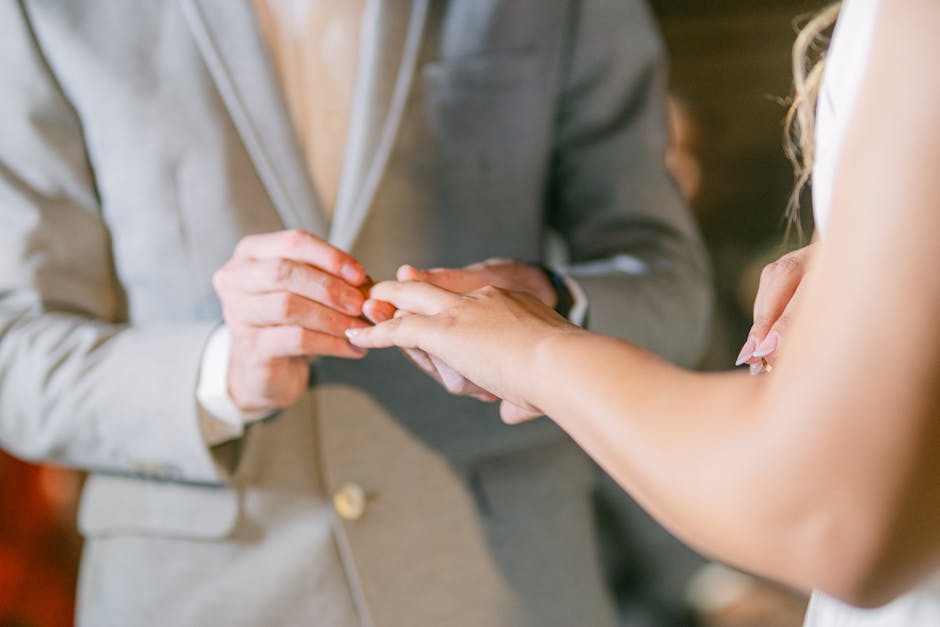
[179,0,328,235]
[329,0,430,251]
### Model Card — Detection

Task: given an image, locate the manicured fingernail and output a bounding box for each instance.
[341,263,363,284]
[749,362,764,376]
[735,338,758,366]
[753,331,780,358]
[345,328,361,339]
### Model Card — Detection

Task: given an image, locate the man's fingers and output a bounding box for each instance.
[428,353,475,395]
[499,401,542,424]
[250,325,368,360]
[233,229,365,285]
[224,292,370,337]
[474,391,500,403]
[367,281,459,316]
[399,346,494,399]
[215,258,365,315]
[400,347,441,380]
[397,264,482,293]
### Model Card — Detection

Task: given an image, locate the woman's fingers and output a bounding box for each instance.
[367,280,459,315]
[352,281,461,349]
[748,276,807,374]
[499,400,542,424]
[751,254,806,338]
[346,315,427,349]
[737,244,817,367]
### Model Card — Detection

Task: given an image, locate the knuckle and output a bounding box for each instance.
[438,311,460,329]
[221,302,237,323]
[286,326,308,353]
[211,268,227,292]
[763,255,801,280]
[776,254,802,273]
[325,248,346,271]
[239,326,263,351]
[228,331,258,363]
[261,360,286,391]
[323,279,344,303]
[283,229,310,250]
[284,228,307,242]
[276,293,300,320]
[233,236,254,257]
[272,259,294,283]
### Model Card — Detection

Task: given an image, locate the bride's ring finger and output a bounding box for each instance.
[368,280,459,316]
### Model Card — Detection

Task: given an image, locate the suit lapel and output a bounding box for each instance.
[179,0,329,237]
[329,0,429,251]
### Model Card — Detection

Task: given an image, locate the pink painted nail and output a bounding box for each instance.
[345,328,361,339]
[735,338,758,366]
[753,331,780,358]
[749,362,764,376]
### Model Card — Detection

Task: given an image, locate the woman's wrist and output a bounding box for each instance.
[522,326,590,413]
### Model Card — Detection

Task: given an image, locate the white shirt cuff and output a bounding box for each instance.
[196,325,273,446]
[561,274,589,328]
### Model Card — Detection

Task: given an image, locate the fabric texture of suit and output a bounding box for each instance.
[0,0,712,625]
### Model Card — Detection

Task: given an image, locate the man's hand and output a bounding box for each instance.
[394,259,557,309]
[363,259,557,420]
[212,229,371,412]
[736,243,818,374]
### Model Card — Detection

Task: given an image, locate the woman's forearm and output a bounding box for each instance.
[525,330,883,601]
[348,1,940,605]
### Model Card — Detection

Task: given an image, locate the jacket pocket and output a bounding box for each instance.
[420,51,543,152]
[78,473,239,541]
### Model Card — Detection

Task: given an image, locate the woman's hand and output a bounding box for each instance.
[736,243,817,374]
[348,281,582,423]
[362,261,558,420]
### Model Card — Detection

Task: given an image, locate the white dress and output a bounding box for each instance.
[805,0,940,625]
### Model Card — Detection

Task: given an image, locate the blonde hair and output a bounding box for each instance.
[784,3,842,233]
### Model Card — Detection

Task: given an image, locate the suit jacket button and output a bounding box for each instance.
[333,482,367,521]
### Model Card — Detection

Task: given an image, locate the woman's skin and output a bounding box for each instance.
[348,1,940,608]
[736,240,818,374]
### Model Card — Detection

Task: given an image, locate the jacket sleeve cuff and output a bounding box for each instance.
[560,274,589,328]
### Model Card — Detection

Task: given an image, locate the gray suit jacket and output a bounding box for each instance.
[0,1,711,625]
